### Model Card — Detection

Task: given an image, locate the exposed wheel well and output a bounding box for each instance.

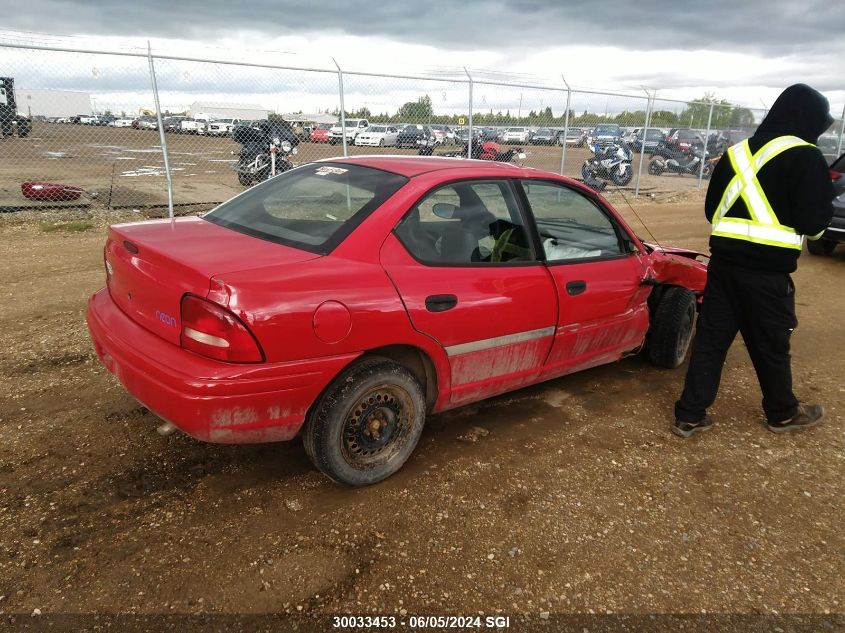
[362,345,438,411]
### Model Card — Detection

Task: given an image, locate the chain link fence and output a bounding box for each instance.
[2,42,843,217]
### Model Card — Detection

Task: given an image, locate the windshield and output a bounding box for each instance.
[403,125,422,131]
[369,126,386,133]
[204,164,407,254]
[594,125,620,135]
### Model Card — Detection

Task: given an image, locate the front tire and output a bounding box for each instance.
[581,161,593,181]
[648,287,697,369]
[303,357,426,486]
[807,238,836,256]
[237,172,253,186]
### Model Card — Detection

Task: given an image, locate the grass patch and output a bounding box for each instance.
[39,220,94,233]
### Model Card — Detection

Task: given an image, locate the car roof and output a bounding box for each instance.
[321,155,543,178]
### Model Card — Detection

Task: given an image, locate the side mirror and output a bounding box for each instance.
[432,203,457,219]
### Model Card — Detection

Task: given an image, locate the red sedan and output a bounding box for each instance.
[87,156,707,485]
[309,124,332,143]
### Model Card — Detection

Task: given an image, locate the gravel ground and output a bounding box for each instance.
[0,197,842,632]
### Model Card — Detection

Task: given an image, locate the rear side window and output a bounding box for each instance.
[204,163,407,254]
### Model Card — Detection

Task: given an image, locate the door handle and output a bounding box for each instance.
[425,294,458,312]
[566,280,587,296]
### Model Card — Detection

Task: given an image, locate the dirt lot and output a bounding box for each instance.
[0,197,843,631]
[0,124,705,213]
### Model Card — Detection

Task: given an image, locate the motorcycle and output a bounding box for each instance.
[648,145,712,179]
[232,120,299,186]
[436,140,525,163]
[580,142,634,186]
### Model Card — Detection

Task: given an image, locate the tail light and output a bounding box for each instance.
[830,169,841,181]
[180,294,264,363]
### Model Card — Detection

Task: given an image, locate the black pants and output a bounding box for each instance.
[675,259,799,424]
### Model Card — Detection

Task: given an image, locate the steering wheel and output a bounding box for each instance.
[490,228,532,262]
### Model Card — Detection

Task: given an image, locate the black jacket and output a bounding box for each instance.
[705,84,836,273]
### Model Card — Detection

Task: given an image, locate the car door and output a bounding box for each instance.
[380,179,558,406]
[517,179,652,380]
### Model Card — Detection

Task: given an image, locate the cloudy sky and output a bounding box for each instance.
[1,0,843,121]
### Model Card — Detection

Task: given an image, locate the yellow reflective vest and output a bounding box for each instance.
[711,135,822,250]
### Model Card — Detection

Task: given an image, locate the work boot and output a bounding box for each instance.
[766,404,824,434]
[672,416,714,438]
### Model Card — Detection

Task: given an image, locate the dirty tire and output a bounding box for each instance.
[303,357,426,486]
[807,238,835,256]
[648,159,664,176]
[649,287,697,369]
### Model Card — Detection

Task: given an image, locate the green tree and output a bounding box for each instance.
[397,95,433,122]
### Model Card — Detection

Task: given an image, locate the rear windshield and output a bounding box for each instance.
[594,125,620,134]
[204,163,408,254]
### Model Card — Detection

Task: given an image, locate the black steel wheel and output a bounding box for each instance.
[648,287,697,369]
[303,357,426,486]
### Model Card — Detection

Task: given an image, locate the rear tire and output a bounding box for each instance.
[581,161,593,181]
[648,287,697,369]
[237,172,253,186]
[302,357,426,486]
[807,238,836,255]
[648,159,664,176]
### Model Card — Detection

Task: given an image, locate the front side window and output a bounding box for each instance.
[395,180,534,265]
[205,163,407,254]
[520,181,624,262]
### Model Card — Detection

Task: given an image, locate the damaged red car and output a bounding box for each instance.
[87,156,707,485]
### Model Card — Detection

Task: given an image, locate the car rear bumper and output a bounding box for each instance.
[822,213,845,242]
[86,288,359,444]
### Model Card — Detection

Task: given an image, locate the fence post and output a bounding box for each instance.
[837,103,845,159]
[698,102,714,188]
[332,58,348,157]
[147,41,174,219]
[635,89,655,197]
[559,75,571,176]
[464,67,473,159]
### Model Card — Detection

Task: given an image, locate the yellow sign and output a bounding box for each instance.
[458,117,466,125]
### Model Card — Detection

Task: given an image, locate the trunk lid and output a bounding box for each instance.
[105,217,318,344]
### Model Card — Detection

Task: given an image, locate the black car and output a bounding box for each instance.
[808,153,845,255]
[396,124,433,149]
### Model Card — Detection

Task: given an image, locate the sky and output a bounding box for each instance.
[1,0,843,124]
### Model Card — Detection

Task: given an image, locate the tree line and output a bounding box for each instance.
[318,93,756,130]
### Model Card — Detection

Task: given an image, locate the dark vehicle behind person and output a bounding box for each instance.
[808,153,845,255]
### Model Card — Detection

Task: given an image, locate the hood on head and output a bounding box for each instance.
[755,84,834,144]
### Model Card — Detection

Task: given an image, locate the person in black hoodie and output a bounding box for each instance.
[673,84,835,437]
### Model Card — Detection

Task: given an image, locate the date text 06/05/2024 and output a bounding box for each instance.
[332,615,511,629]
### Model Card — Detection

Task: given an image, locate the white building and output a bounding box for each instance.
[188,102,268,120]
[14,88,92,117]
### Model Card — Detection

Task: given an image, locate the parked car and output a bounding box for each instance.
[817,134,841,164]
[309,123,333,143]
[560,127,587,147]
[530,128,559,145]
[136,116,158,130]
[329,119,369,145]
[97,116,116,126]
[79,115,99,125]
[110,118,136,128]
[86,155,707,486]
[180,118,210,135]
[807,153,845,255]
[665,128,704,152]
[590,124,623,148]
[206,118,244,136]
[162,116,186,133]
[354,125,400,147]
[430,124,455,145]
[396,124,432,149]
[631,129,665,153]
